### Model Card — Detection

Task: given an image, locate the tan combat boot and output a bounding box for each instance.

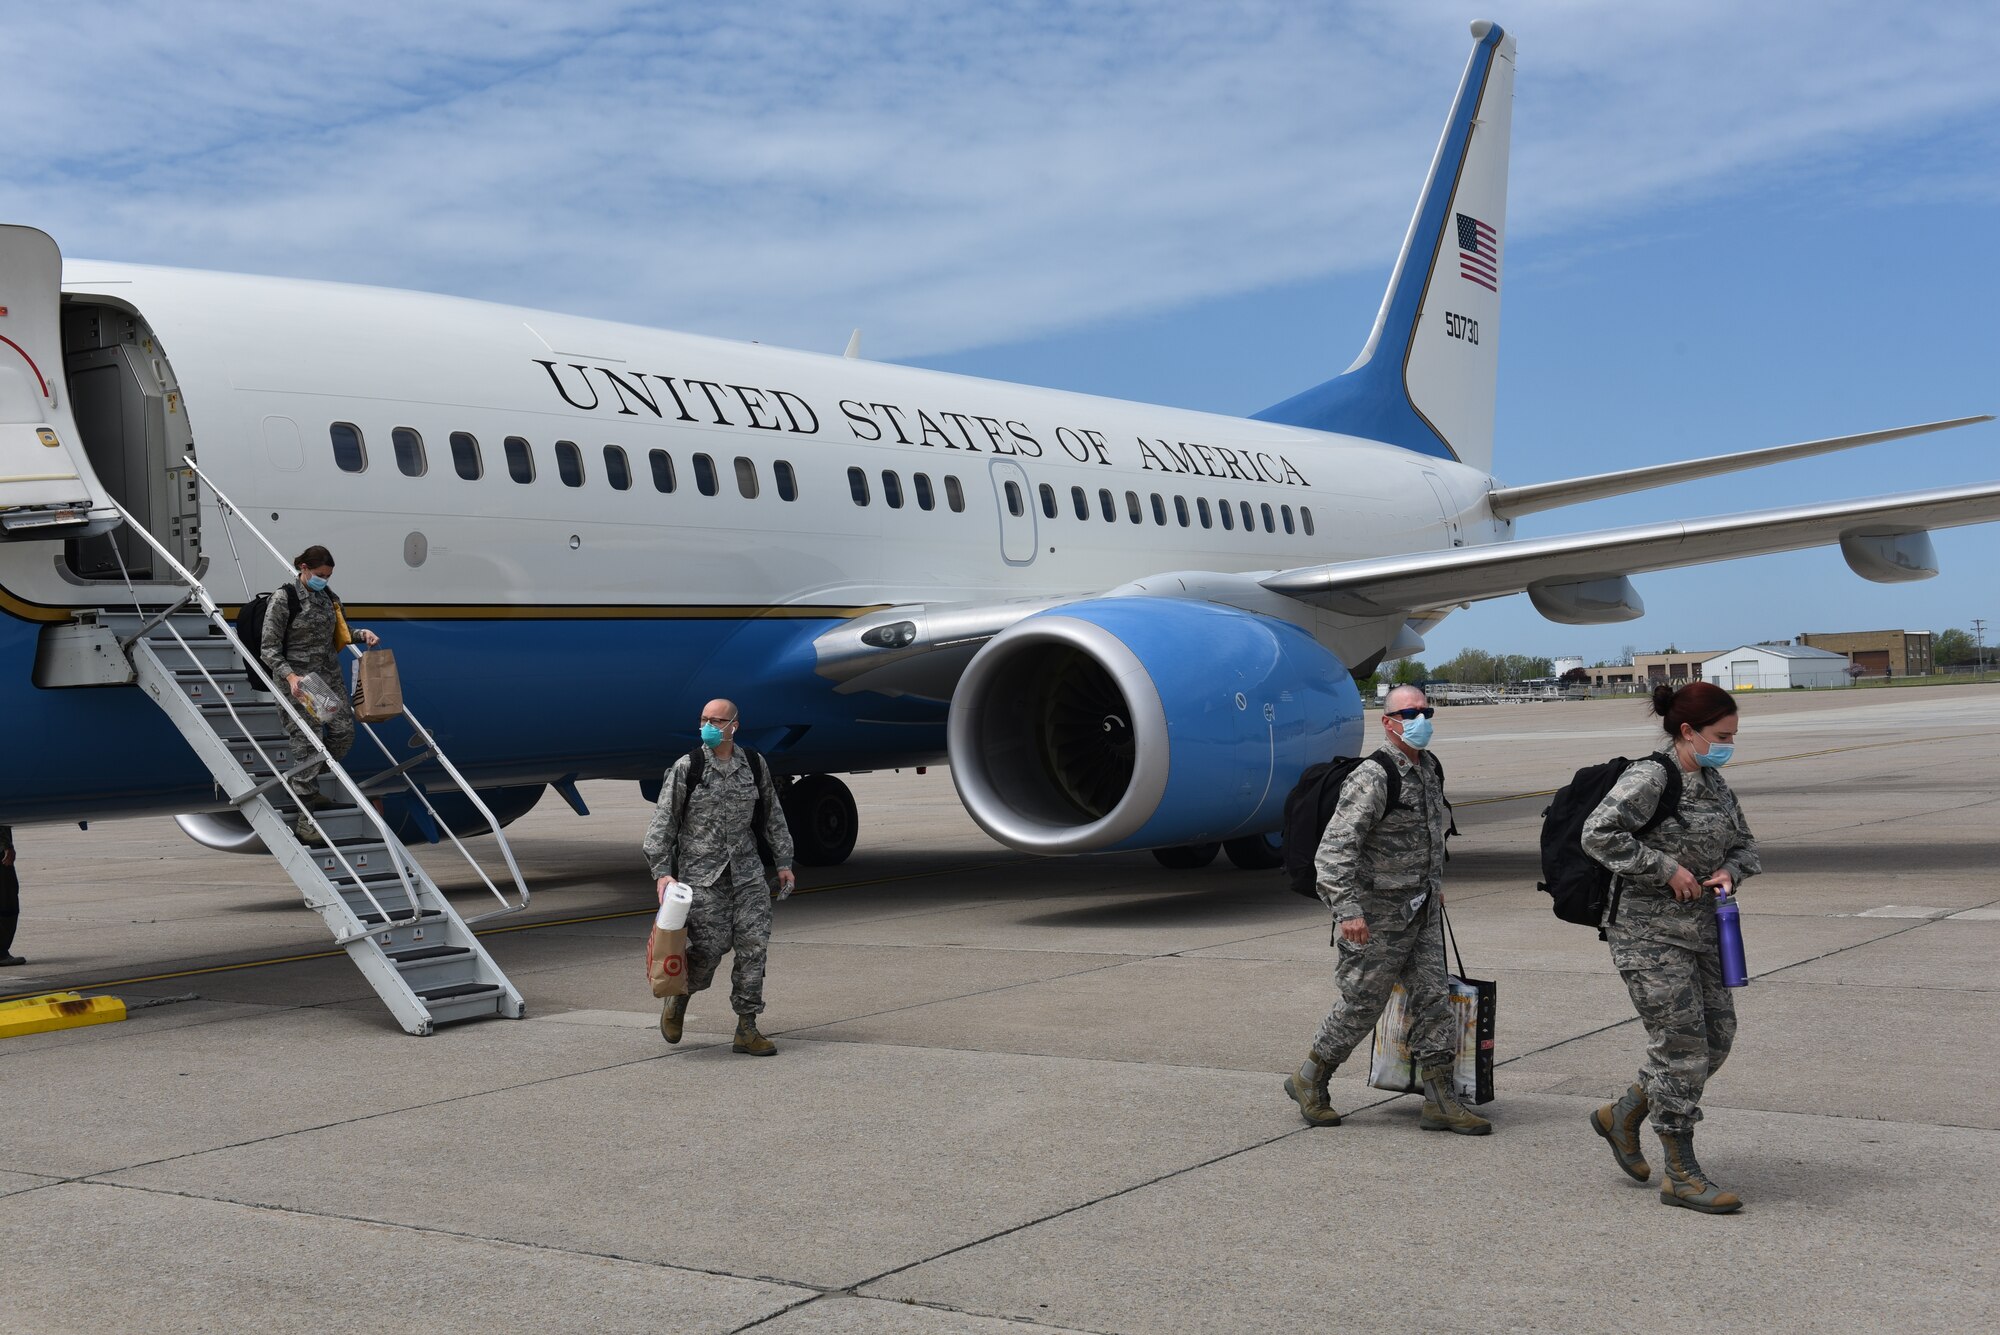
[1590,1083,1652,1181]
[1657,1128,1742,1213]
[659,994,687,1044]
[1283,1052,1342,1126]
[1418,1064,1492,1135]
[732,1014,776,1056]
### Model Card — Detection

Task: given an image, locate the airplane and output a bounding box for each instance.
[2,18,1995,884]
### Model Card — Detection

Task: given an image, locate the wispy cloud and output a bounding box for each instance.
[5,1,1995,357]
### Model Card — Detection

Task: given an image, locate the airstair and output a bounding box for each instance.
[42,462,531,1034]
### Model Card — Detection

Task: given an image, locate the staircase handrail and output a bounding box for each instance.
[103,503,421,938]
[184,456,530,919]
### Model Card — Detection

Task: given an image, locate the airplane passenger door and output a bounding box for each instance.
[1421,470,1462,547]
[989,459,1038,566]
[0,225,118,540]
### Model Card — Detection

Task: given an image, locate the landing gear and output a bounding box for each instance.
[1151,843,1221,870]
[1223,832,1284,870]
[782,774,858,866]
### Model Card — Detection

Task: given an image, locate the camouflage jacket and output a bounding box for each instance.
[642,745,794,888]
[1313,743,1449,928]
[260,580,344,681]
[1582,745,1759,947]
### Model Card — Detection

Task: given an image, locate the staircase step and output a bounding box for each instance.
[386,944,472,966]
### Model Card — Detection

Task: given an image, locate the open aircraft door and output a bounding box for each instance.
[0,225,119,540]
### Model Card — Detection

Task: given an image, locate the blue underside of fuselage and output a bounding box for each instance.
[0,609,948,824]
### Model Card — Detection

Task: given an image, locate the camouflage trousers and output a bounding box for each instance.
[1608,929,1736,1132]
[685,871,773,1016]
[1312,892,1454,1070]
[281,658,355,792]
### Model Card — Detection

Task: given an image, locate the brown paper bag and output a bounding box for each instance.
[647,925,688,997]
[352,648,404,723]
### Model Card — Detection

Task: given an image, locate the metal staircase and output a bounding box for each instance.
[46,463,531,1034]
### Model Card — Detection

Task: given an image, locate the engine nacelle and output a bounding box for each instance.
[946,599,1362,854]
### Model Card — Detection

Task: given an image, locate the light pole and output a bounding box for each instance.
[1975,619,1989,682]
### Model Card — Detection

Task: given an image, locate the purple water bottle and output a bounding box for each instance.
[1715,889,1749,987]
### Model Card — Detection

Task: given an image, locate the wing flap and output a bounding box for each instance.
[1264,480,2000,615]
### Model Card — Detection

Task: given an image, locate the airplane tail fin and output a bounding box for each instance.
[1254,21,1515,473]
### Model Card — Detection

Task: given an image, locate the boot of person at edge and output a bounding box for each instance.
[1284,1052,1342,1126]
[1418,1064,1493,1135]
[1657,1128,1742,1213]
[1590,1083,1652,1181]
[659,994,687,1044]
[733,1014,776,1056]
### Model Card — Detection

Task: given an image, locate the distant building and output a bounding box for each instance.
[1797,629,1932,678]
[1584,650,1721,688]
[1703,642,1853,690]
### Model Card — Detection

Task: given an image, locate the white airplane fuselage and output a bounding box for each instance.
[0,262,1494,822]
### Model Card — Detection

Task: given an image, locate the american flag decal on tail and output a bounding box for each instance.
[1457,213,1497,291]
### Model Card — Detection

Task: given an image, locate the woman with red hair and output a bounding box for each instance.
[1581,681,1758,1214]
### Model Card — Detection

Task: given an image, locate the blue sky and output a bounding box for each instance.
[10,1,1996,663]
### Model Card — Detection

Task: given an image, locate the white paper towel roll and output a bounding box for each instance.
[655,882,694,930]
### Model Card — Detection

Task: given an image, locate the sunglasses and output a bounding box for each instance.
[1388,707,1436,720]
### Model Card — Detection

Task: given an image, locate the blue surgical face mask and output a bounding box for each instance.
[700,722,727,747]
[304,573,329,592]
[1696,741,1733,769]
[1397,714,1434,750]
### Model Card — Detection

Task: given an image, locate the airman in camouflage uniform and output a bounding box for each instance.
[643,698,795,1055]
[1284,685,1490,1135]
[260,546,377,841]
[1582,685,1757,1213]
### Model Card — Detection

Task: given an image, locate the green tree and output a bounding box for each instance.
[1934,628,1978,667]
[1436,648,1496,683]
[1499,654,1554,682]
[1391,657,1429,685]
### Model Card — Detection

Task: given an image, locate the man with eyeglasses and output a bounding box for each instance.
[1283,684,1491,1135]
[643,698,797,1055]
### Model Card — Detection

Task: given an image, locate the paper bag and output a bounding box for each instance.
[647,925,688,998]
[353,648,404,723]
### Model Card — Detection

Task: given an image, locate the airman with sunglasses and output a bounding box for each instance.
[1284,685,1491,1135]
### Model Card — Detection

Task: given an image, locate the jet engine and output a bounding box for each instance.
[946,599,1362,855]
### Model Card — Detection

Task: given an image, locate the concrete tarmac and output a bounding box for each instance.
[1,684,1996,1333]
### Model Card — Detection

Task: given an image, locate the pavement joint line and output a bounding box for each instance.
[728,1290,1127,1335]
[67,1177,832,1299]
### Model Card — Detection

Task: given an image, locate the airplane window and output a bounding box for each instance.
[945,476,965,512]
[1261,502,1275,532]
[555,440,584,487]
[1099,488,1116,522]
[330,423,366,473]
[605,445,632,491]
[884,470,905,508]
[1218,498,1234,531]
[1125,490,1142,524]
[1174,496,1190,527]
[694,453,718,496]
[1197,497,1212,529]
[1301,505,1315,536]
[1039,483,1057,519]
[735,457,760,499]
[775,460,798,501]
[450,432,482,480]
[1150,493,1166,525]
[1240,500,1254,531]
[1281,504,1295,534]
[848,466,870,505]
[504,435,535,484]
[1004,480,1024,517]
[1072,485,1088,520]
[650,449,676,493]
[914,472,935,510]
[392,427,426,478]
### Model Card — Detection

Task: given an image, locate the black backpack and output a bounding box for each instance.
[1536,754,1681,934]
[233,584,341,678]
[1280,751,1451,900]
[668,744,777,876]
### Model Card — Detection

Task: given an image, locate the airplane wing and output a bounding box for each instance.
[1262,480,2000,618]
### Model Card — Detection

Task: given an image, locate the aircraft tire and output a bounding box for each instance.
[1151,843,1221,870]
[784,773,858,867]
[1223,832,1284,871]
